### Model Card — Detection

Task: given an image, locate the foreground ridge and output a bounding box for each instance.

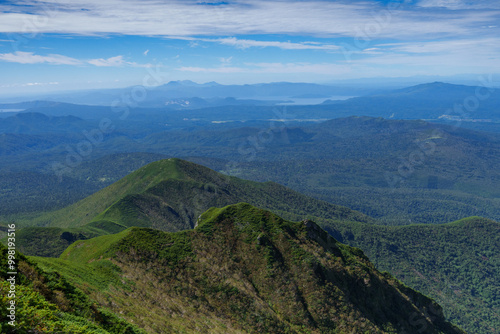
[11,203,465,334]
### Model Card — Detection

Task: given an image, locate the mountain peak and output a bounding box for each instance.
[163,80,201,87]
[200,81,221,87]
[196,202,286,231]
[30,158,373,257]
[394,81,472,95]
[13,111,50,120]
[198,202,347,254]
[127,158,227,186]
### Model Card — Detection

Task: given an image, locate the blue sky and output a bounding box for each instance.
[0,0,499,95]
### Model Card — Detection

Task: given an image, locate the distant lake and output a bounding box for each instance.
[277,95,355,105]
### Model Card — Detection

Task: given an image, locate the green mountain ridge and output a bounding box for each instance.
[5,159,499,333]
[35,158,372,229]
[15,158,372,257]
[18,203,464,333]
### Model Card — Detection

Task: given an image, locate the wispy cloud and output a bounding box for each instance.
[417,0,500,10]
[0,51,82,65]
[203,37,340,51]
[379,38,500,54]
[177,66,244,73]
[87,55,126,67]
[178,62,351,75]
[1,82,59,88]
[354,41,500,72]
[219,56,232,64]
[0,0,497,40]
[1,0,499,86]
[24,81,59,86]
[248,62,351,75]
[0,51,152,67]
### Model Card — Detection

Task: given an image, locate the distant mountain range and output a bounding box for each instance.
[0,80,369,107]
[322,81,500,121]
[1,82,499,129]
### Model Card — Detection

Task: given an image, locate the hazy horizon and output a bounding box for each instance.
[1,0,500,96]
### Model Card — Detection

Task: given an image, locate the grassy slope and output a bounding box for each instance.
[22,158,184,228]
[33,203,464,334]
[11,221,127,257]
[0,242,145,333]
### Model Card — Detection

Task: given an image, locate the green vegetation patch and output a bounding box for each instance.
[197,203,299,242]
[320,216,500,334]
[60,228,133,263]
[110,228,193,267]
[0,221,130,259]
[33,257,124,294]
[0,243,145,334]
[62,226,193,268]
[0,281,111,334]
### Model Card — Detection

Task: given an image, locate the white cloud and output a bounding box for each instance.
[417,0,500,10]
[0,0,497,40]
[248,62,351,75]
[86,55,152,67]
[205,37,339,51]
[25,81,59,86]
[1,0,498,84]
[0,51,82,65]
[376,38,500,62]
[177,66,244,73]
[417,0,465,9]
[178,62,351,75]
[379,38,500,53]
[354,45,500,72]
[219,56,232,64]
[0,51,153,68]
[1,81,59,88]
[87,55,126,67]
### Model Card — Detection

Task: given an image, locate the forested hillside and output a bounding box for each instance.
[321,216,500,334]
[17,204,464,333]
[4,159,497,333]
[1,115,499,225]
